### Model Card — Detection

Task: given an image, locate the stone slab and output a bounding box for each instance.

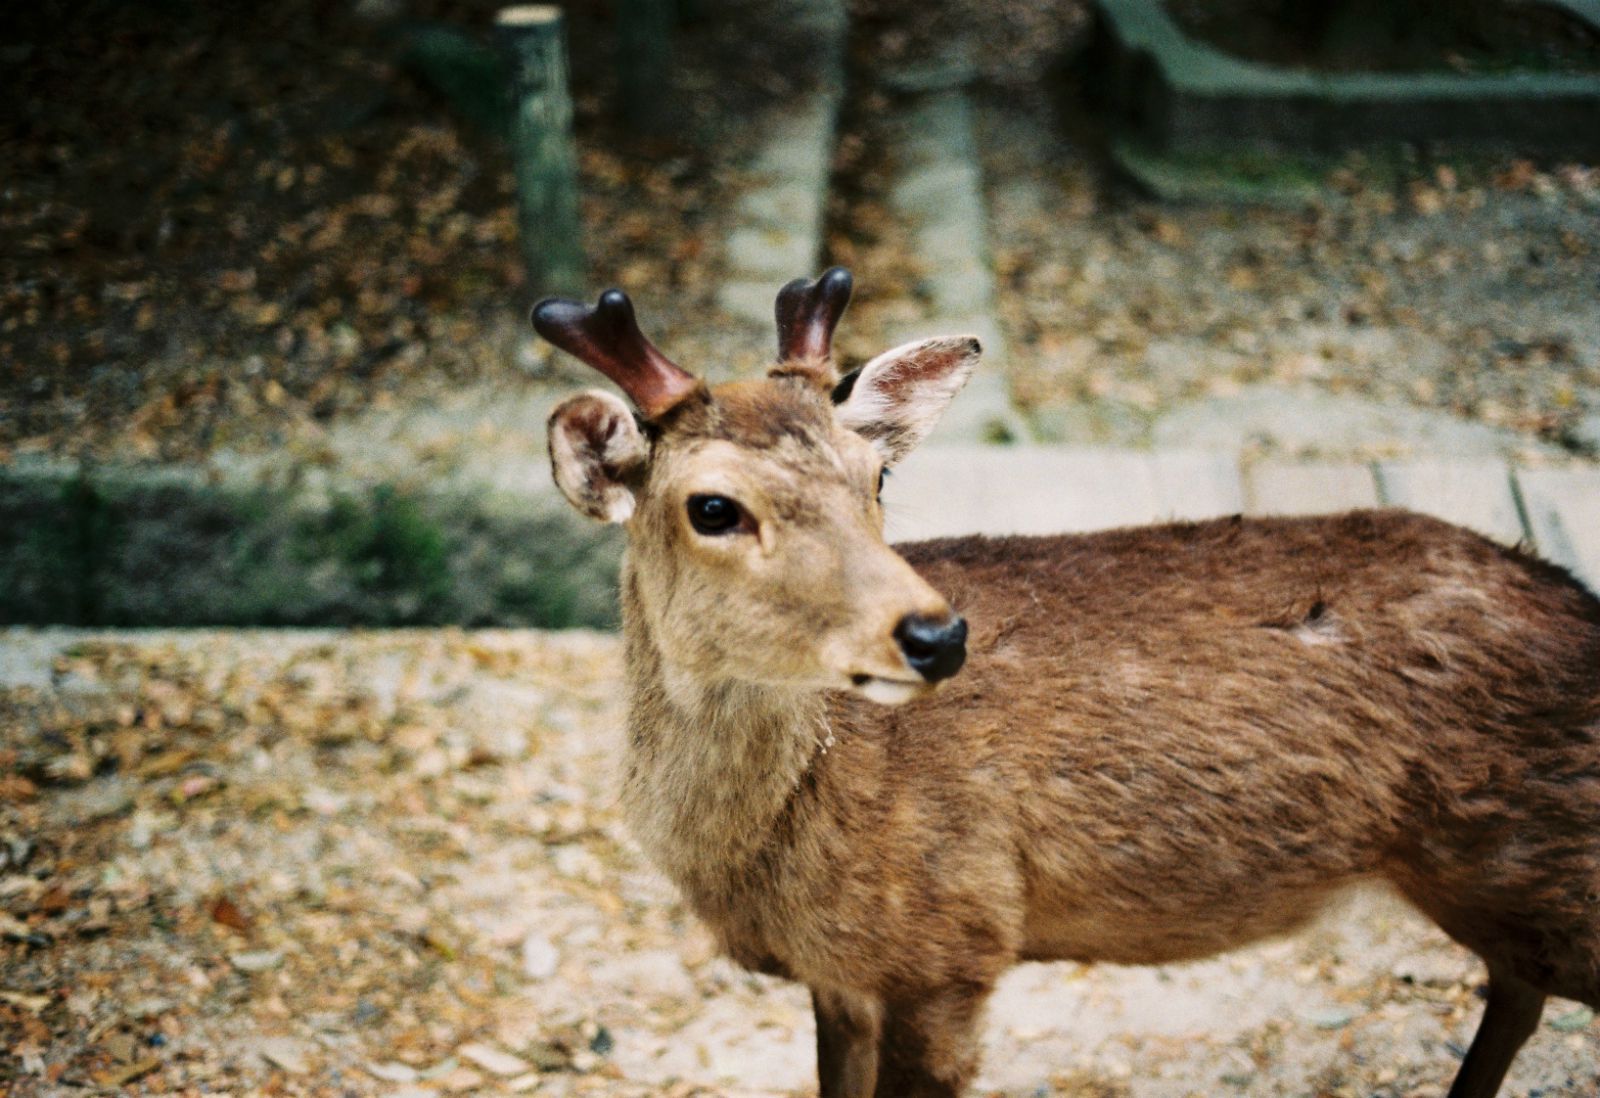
[1374,459,1527,545]
[718,93,835,326]
[1152,449,1246,520]
[1093,0,1600,158]
[715,282,779,331]
[883,447,1245,543]
[1516,466,1600,592]
[1245,462,1379,517]
[885,447,1148,542]
[732,181,818,231]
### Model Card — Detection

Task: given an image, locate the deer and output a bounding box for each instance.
[532,267,1600,1098]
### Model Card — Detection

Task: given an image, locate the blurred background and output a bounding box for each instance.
[3,0,1597,628]
[2,2,1600,1093]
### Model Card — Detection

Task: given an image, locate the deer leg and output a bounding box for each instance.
[1445,968,1546,1098]
[814,987,882,1098]
[873,983,990,1098]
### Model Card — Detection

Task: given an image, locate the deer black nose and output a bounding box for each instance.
[894,613,968,683]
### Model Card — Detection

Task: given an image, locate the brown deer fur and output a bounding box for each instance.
[542,284,1600,1098]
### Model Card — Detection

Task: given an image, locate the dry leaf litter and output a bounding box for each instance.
[3,628,1598,1096]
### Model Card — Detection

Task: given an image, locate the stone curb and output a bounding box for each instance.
[1108,136,1326,207]
[0,460,620,629]
[1092,0,1600,159]
[716,0,848,328]
[885,88,1031,444]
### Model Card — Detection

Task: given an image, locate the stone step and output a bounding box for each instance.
[1244,461,1380,516]
[1374,458,1526,546]
[884,447,1244,540]
[1517,466,1600,590]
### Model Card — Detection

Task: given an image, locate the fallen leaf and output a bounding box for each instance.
[136,749,197,778]
[523,1041,572,1072]
[0,911,39,941]
[209,895,253,933]
[93,1056,160,1087]
[0,989,49,1013]
[0,776,38,802]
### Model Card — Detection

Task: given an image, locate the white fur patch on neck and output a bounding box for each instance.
[660,661,707,714]
[855,677,923,706]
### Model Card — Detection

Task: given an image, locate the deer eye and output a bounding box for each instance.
[687,494,745,536]
[877,467,889,499]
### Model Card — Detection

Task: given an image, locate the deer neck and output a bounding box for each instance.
[617,567,827,896]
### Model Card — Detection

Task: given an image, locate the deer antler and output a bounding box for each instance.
[532,290,703,420]
[773,267,853,381]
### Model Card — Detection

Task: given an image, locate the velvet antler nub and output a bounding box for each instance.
[531,290,702,420]
[774,266,853,368]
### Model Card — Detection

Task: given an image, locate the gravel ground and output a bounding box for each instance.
[3,628,1598,1097]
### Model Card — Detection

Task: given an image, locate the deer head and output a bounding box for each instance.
[536,269,980,704]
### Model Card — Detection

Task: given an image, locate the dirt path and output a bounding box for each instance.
[3,628,1596,1096]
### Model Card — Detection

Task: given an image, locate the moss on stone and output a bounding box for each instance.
[0,465,621,629]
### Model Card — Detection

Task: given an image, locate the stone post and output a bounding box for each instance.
[496,5,585,294]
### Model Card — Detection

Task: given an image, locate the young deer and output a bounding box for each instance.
[534,268,1600,1098]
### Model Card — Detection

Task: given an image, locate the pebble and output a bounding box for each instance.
[229,950,284,973]
[256,1035,311,1074]
[1303,1006,1355,1030]
[368,1060,420,1083]
[434,1065,484,1091]
[522,932,560,979]
[457,1042,530,1077]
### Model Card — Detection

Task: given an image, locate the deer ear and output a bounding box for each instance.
[835,336,980,464]
[548,391,650,523]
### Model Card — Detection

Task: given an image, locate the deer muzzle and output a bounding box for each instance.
[894,613,968,682]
